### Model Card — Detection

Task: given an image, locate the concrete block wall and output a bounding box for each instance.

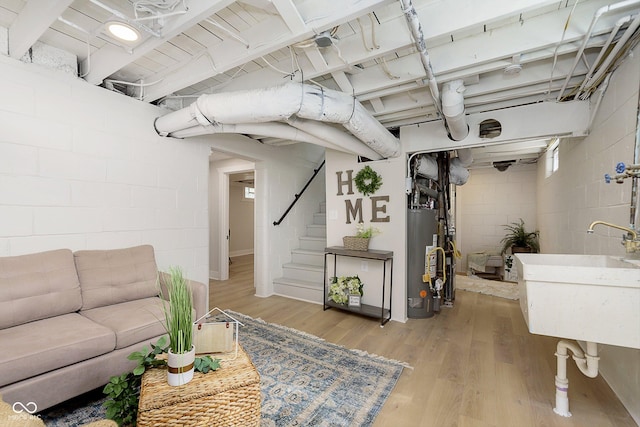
[0,55,211,286]
[537,44,640,424]
[455,163,537,272]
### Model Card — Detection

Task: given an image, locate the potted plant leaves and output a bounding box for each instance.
[161,266,196,386]
[500,218,540,254]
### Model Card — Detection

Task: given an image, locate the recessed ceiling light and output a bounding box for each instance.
[106,22,140,42]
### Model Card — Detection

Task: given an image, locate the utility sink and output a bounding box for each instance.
[515,254,640,349]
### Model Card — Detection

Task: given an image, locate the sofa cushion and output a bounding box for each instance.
[0,313,115,387]
[74,245,159,310]
[80,297,167,350]
[0,249,82,330]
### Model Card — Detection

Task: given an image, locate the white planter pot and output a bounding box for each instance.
[167,346,195,386]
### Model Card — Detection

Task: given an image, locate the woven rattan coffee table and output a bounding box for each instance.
[137,344,261,426]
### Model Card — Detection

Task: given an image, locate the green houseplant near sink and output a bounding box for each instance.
[500,218,540,254]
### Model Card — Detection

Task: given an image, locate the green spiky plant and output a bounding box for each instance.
[500,218,540,254]
[162,266,194,355]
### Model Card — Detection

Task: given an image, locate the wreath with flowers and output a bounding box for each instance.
[354,165,382,196]
[328,275,364,305]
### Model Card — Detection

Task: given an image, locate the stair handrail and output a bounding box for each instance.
[273,159,325,226]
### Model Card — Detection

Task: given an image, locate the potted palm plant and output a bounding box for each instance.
[162,266,195,386]
[500,218,540,254]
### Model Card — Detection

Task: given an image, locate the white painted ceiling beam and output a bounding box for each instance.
[272,0,307,33]
[401,100,590,153]
[143,0,395,100]
[331,71,354,92]
[9,0,74,59]
[203,0,608,103]
[81,0,236,84]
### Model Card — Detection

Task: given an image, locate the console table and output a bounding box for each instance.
[323,246,393,326]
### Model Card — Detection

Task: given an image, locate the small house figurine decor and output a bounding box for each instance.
[343,222,380,251]
[328,275,364,305]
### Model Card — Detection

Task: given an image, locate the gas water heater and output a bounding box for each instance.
[407,208,438,318]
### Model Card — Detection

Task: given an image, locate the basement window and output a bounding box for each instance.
[243,186,255,201]
[546,138,560,177]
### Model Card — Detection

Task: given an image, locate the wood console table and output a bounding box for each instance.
[323,246,393,326]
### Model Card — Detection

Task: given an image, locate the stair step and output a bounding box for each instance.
[282,262,324,282]
[291,248,324,266]
[319,201,326,213]
[306,224,326,237]
[299,236,326,251]
[313,212,326,225]
[273,277,324,304]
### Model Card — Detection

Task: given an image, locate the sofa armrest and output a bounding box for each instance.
[158,271,207,321]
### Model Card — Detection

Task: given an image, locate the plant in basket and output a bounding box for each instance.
[343,222,381,251]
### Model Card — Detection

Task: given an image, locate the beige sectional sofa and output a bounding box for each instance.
[0,245,206,412]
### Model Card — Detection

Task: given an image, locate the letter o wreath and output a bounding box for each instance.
[354,165,382,196]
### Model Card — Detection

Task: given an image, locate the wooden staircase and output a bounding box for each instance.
[273,202,326,303]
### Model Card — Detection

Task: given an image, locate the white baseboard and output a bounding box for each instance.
[209,270,220,280]
[230,249,254,257]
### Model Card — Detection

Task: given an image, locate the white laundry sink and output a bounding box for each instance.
[515,254,640,349]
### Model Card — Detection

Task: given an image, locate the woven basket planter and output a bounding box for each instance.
[343,236,370,251]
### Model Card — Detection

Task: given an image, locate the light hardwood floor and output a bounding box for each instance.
[210,254,637,427]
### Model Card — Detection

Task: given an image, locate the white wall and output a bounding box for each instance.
[455,163,537,272]
[205,134,325,299]
[0,55,211,287]
[537,45,640,423]
[325,149,406,321]
[229,181,255,257]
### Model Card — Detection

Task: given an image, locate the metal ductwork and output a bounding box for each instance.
[154,82,400,160]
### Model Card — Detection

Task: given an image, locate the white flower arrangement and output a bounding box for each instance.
[328,275,364,305]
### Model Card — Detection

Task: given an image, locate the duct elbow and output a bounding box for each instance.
[442,79,469,141]
[450,158,470,185]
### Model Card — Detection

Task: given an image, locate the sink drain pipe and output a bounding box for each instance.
[554,340,599,417]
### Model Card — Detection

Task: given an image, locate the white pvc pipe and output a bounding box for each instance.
[399,0,469,140]
[577,13,640,99]
[154,82,400,159]
[442,80,469,141]
[399,0,442,115]
[554,340,599,417]
[557,0,640,101]
[575,14,633,98]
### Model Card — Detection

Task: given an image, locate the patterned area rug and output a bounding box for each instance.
[456,274,519,300]
[40,311,406,426]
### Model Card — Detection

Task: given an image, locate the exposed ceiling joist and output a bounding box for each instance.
[9,0,74,59]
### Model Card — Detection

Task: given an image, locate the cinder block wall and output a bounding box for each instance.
[0,55,210,286]
[537,44,640,424]
[455,163,537,272]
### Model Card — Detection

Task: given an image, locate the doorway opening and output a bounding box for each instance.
[208,150,256,282]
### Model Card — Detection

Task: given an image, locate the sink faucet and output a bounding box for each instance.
[587,220,639,253]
